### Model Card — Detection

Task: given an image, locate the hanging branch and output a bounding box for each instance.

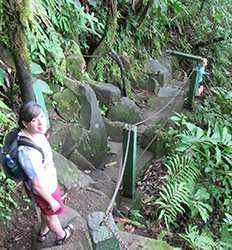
[108,49,127,96]
[193,36,231,49]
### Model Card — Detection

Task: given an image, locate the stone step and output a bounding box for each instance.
[108,141,153,177]
[66,186,111,221]
[32,206,93,250]
[119,231,181,250]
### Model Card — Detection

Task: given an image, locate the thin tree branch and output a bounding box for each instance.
[193,36,231,49]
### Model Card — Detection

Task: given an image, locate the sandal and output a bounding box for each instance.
[55,224,74,245]
[37,230,50,242]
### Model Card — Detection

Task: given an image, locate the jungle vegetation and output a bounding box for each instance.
[0,0,231,249]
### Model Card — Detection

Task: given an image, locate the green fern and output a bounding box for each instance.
[180,225,224,250]
[155,155,202,229]
[155,182,190,229]
[164,155,201,185]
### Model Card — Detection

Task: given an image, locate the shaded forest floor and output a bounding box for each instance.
[0,186,37,250]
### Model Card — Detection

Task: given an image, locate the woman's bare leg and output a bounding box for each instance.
[40,212,49,235]
[45,214,65,238]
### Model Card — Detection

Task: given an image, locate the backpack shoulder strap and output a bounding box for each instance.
[18,137,45,163]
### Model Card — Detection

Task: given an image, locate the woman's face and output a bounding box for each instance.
[23,110,47,135]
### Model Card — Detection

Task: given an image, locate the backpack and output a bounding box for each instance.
[0,128,45,182]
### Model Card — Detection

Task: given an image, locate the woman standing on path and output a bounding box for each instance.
[18,102,74,245]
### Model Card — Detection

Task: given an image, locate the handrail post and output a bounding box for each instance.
[122,124,137,199]
[187,64,204,109]
[167,49,207,110]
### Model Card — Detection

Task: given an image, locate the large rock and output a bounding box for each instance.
[66,43,86,80]
[136,73,161,93]
[108,97,142,124]
[49,83,109,168]
[49,120,101,170]
[158,86,183,97]
[140,124,166,159]
[144,58,172,86]
[53,150,94,191]
[49,120,72,153]
[104,118,124,142]
[79,85,108,166]
[59,125,97,170]
[91,83,121,105]
[52,88,80,121]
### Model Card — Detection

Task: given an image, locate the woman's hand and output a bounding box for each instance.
[32,178,61,212]
[49,198,61,212]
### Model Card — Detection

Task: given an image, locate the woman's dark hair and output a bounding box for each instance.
[18,102,42,129]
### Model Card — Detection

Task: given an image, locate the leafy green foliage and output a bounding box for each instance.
[0,171,18,221]
[180,225,224,250]
[190,187,212,223]
[0,106,16,146]
[24,0,103,83]
[172,113,232,210]
[155,155,202,229]
[155,181,190,229]
[223,213,232,232]
[146,84,231,250]
[192,87,232,129]
[99,103,109,117]
[128,208,143,222]
[0,102,18,221]
[164,155,200,185]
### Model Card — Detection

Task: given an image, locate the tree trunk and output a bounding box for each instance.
[9,0,35,103]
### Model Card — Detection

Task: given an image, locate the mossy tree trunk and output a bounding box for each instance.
[87,0,118,74]
[8,0,35,103]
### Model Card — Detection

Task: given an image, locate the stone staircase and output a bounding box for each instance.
[32,61,187,249]
[30,140,178,250]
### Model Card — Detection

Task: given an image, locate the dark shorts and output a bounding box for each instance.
[34,186,65,216]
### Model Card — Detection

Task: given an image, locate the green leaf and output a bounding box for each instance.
[0,68,6,86]
[215,146,222,166]
[31,62,44,75]
[33,79,53,94]
[172,0,184,14]
[194,187,210,200]
[0,100,10,110]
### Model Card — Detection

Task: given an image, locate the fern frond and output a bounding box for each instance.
[180,225,224,250]
[155,182,190,228]
[164,155,201,185]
